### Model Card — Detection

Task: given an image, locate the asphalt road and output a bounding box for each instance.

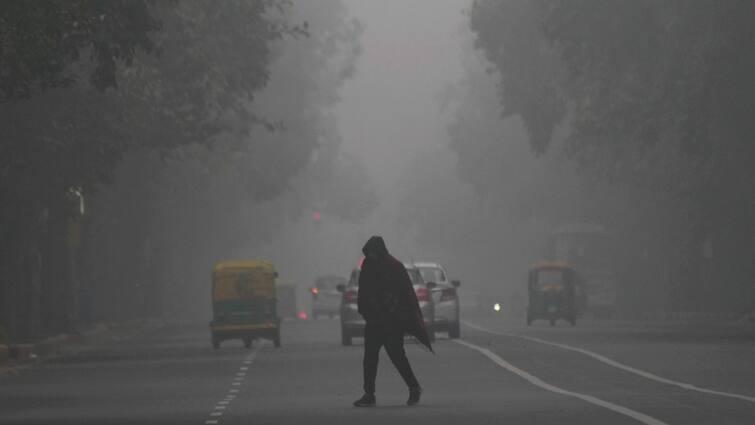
[2,315,755,424]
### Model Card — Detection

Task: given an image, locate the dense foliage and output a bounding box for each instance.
[0,0,371,340]
[0,0,159,100]
[79,0,372,319]
[462,0,755,314]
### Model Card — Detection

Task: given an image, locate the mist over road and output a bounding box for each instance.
[3,318,755,425]
[2,1,754,424]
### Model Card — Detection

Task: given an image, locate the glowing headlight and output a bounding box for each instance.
[493,303,501,312]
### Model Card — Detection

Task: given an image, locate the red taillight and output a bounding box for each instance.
[344,290,358,303]
[415,287,430,302]
[440,288,457,302]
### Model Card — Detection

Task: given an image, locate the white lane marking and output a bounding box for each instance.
[455,339,669,425]
[463,321,755,404]
[204,342,264,425]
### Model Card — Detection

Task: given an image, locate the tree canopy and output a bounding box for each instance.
[465,0,755,313]
[0,0,372,339]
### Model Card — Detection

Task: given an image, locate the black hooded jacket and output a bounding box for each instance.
[357,236,433,351]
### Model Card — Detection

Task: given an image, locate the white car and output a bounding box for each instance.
[413,261,461,339]
[310,275,346,319]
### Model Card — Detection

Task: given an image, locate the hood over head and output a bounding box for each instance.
[362,236,389,258]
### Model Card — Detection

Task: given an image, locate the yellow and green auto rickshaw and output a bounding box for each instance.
[526,261,585,326]
[210,260,281,349]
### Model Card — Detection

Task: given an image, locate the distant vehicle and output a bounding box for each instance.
[310,275,346,319]
[548,223,618,318]
[209,260,281,349]
[413,261,461,339]
[526,261,584,326]
[337,265,436,346]
[276,282,298,320]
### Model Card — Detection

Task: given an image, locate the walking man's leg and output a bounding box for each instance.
[363,323,383,394]
[355,322,381,406]
[384,329,421,405]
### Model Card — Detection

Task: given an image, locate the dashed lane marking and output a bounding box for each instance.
[203,341,265,425]
[463,321,755,404]
[455,339,669,425]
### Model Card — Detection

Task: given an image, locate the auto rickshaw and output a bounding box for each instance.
[210,260,281,349]
[526,261,584,326]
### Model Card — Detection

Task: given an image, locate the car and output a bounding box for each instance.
[310,275,346,319]
[337,265,436,346]
[412,261,461,339]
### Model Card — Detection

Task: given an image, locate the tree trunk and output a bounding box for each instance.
[40,201,77,335]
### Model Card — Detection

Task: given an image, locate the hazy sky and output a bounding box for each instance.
[336,0,469,191]
[255,0,471,288]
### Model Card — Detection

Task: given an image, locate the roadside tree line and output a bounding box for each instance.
[450,0,755,316]
[0,0,373,343]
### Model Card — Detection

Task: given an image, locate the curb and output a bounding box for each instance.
[4,323,111,361]
[0,320,164,376]
[9,344,36,361]
[34,334,73,357]
[639,311,746,322]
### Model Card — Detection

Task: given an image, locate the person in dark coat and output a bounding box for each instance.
[353,236,431,407]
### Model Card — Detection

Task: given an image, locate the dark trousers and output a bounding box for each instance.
[362,321,420,394]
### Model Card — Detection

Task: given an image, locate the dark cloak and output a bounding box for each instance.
[358,236,434,353]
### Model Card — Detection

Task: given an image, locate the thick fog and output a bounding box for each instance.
[2,0,754,339]
[252,0,563,317]
[242,0,755,322]
[254,0,469,293]
[4,2,755,424]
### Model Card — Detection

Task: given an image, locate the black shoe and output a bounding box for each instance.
[407,386,422,406]
[353,393,376,407]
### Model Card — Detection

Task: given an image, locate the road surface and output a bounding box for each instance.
[2,316,755,424]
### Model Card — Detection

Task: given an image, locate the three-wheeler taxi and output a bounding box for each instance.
[526,261,584,326]
[210,260,281,349]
